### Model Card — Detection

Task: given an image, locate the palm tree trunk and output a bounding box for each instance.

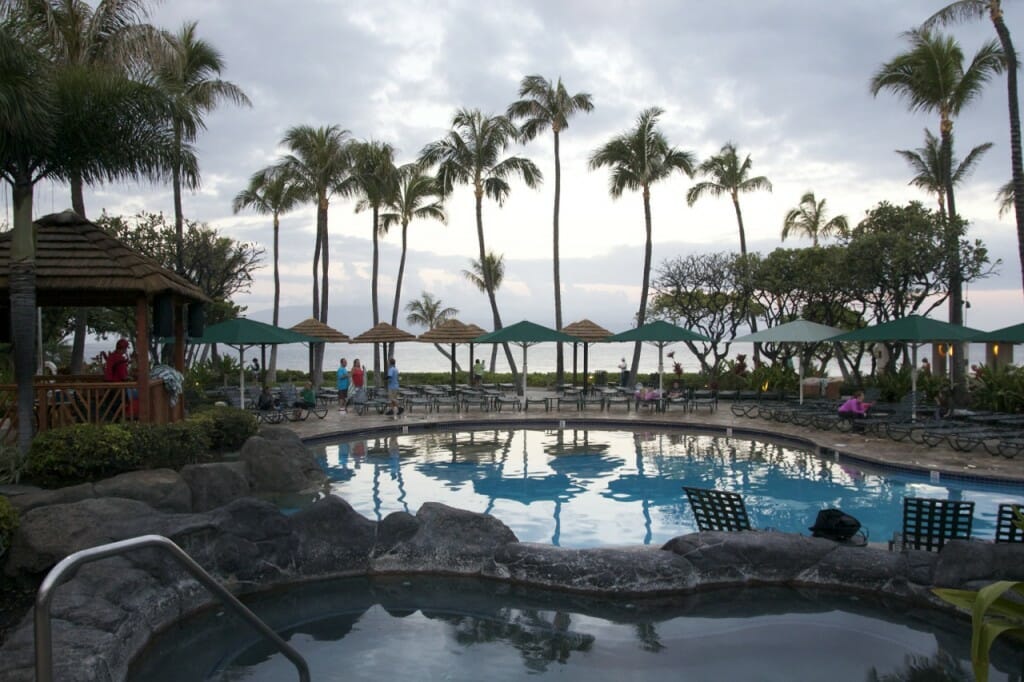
[630,188,654,385]
[371,205,381,386]
[940,125,966,392]
[69,173,88,374]
[474,191,518,382]
[731,194,747,256]
[269,212,281,384]
[11,176,36,454]
[553,130,564,384]
[992,15,1024,295]
[315,200,329,385]
[390,220,409,333]
[173,125,185,275]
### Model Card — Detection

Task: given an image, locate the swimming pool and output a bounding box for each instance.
[312,426,1024,547]
[130,576,1023,681]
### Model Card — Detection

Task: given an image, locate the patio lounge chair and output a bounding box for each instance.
[994,504,1024,543]
[889,497,974,552]
[683,486,752,532]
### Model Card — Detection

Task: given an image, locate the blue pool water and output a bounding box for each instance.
[312,427,1024,547]
[130,576,1023,681]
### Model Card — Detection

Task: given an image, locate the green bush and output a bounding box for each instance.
[0,496,17,556]
[971,365,1024,413]
[124,421,212,469]
[189,405,258,452]
[25,424,137,487]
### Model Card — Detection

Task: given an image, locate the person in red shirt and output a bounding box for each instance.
[104,339,131,382]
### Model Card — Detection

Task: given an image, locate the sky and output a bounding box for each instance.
[15,0,1024,342]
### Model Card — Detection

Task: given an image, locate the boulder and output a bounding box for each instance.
[93,469,191,513]
[290,495,377,575]
[239,434,326,493]
[661,531,838,584]
[180,461,251,511]
[7,482,95,514]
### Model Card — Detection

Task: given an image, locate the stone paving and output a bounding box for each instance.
[286,393,1024,484]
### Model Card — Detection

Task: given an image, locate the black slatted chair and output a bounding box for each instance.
[683,486,752,532]
[994,503,1024,543]
[889,497,974,552]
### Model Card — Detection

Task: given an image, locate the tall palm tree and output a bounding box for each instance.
[462,252,505,371]
[381,162,447,335]
[507,74,594,383]
[277,124,353,382]
[420,108,542,379]
[924,1,1024,294]
[780,191,849,246]
[997,179,1015,216]
[151,20,250,274]
[871,28,1003,339]
[896,128,992,213]
[405,292,458,365]
[686,142,771,256]
[232,166,301,383]
[589,107,696,383]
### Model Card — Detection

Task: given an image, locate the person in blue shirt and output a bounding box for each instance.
[336,358,350,413]
[387,357,403,418]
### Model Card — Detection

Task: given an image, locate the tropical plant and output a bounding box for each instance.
[589,107,696,383]
[896,128,992,213]
[780,191,848,247]
[686,141,771,256]
[924,0,1024,295]
[276,124,353,382]
[381,162,447,336]
[507,74,594,383]
[231,166,301,382]
[997,179,1015,217]
[150,20,251,274]
[870,28,1003,357]
[420,108,542,379]
[405,292,459,365]
[463,252,505,371]
[935,577,1024,682]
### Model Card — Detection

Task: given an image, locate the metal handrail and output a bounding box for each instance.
[34,534,310,682]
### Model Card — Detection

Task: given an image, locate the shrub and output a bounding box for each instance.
[970,365,1024,413]
[0,441,27,485]
[124,421,212,469]
[0,496,17,556]
[189,405,258,452]
[25,424,136,487]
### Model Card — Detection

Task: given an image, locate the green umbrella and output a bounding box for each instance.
[734,319,843,404]
[193,318,324,406]
[473,321,581,396]
[827,315,987,419]
[605,320,711,396]
[978,322,1024,343]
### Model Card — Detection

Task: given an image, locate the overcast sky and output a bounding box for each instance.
[23,0,1024,334]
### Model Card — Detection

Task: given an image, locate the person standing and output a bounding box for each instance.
[618,357,628,387]
[473,358,484,386]
[387,357,403,419]
[336,358,350,413]
[104,339,131,382]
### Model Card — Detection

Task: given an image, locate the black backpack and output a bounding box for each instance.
[809,509,865,544]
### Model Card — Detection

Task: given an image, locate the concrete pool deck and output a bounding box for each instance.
[284,397,1024,484]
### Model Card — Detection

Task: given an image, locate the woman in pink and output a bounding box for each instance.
[837,391,872,418]
[351,359,365,389]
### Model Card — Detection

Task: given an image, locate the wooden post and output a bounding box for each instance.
[135,297,151,422]
[174,298,185,373]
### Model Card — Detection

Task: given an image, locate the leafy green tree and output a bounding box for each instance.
[405,292,459,365]
[463,252,505,371]
[686,142,771,256]
[507,74,594,383]
[871,28,1003,368]
[896,128,992,213]
[150,20,250,274]
[276,124,352,381]
[421,108,542,379]
[924,1,1024,295]
[232,166,301,382]
[589,107,696,383]
[780,191,848,247]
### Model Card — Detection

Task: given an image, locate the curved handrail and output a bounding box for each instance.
[34,534,310,682]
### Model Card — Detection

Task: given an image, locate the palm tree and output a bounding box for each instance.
[896,128,992,214]
[351,140,398,376]
[507,74,594,383]
[151,20,250,274]
[405,292,459,365]
[462,252,505,371]
[997,179,1015,217]
[686,142,771,256]
[589,107,696,383]
[381,162,447,336]
[924,1,1024,294]
[420,108,542,379]
[232,166,301,383]
[780,191,849,246]
[277,124,353,382]
[871,28,1003,338]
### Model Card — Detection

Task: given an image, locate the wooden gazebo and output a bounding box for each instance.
[0,210,209,436]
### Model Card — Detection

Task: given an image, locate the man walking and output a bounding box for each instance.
[336,358,350,413]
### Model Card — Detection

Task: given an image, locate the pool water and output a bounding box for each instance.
[130,576,1023,681]
[312,427,1024,547]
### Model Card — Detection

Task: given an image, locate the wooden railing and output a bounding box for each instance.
[0,375,182,444]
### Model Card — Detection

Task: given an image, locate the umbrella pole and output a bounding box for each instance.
[522,344,528,397]
[911,343,918,422]
[658,343,664,396]
[469,344,475,386]
[572,343,578,387]
[239,347,246,409]
[260,344,267,385]
[583,343,589,395]
[450,342,456,392]
[799,346,804,405]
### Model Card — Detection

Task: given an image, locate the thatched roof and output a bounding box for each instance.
[290,318,350,342]
[561,319,612,342]
[350,322,416,343]
[417,318,486,343]
[0,210,209,307]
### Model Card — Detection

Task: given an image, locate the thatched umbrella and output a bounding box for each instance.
[561,319,612,393]
[290,318,351,385]
[417,319,487,390]
[351,322,416,387]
